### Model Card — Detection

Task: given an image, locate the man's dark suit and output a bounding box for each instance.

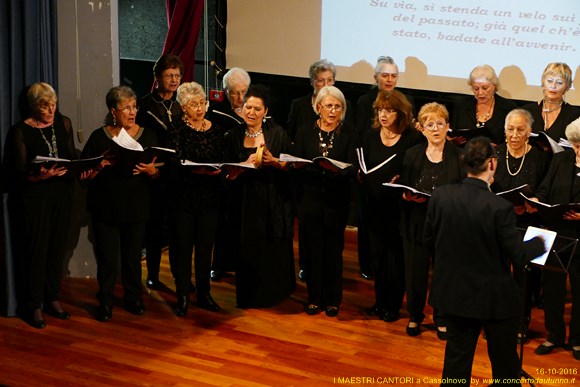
[424,177,544,385]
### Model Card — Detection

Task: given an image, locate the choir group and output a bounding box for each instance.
[3,55,579,368]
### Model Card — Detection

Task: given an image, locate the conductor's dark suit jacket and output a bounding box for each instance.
[424,177,545,320]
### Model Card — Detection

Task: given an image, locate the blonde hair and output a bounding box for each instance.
[417,102,449,126]
[27,82,57,109]
[541,62,573,89]
[314,86,347,121]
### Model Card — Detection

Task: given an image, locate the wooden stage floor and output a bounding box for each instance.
[0,228,577,386]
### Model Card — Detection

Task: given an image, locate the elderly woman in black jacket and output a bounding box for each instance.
[399,102,464,339]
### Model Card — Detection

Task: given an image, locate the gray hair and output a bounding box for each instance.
[309,59,337,83]
[106,85,136,109]
[374,56,397,75]
[314,85,347,121]
[222,67,251,91]
[468,64,500,88]
[176,82,206,106]
[565,116,580,143]
[504,108,533,134]
[27,82,57,109]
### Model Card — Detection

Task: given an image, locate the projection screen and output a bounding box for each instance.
[226,0,580,104]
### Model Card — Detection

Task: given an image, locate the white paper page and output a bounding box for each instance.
[524,226,557,266]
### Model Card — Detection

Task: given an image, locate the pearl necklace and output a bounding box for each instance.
[182,115,206,131]
[245,128,263,138]
[506,144,527,176]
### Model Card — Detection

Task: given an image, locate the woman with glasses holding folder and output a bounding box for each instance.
[399,102,464,339]
[2,82,77,328]
[82,86,159,322]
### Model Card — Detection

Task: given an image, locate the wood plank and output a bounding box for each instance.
[0,228,577,386]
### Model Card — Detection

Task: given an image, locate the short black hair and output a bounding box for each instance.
[461,136,496,175]
[244,84,270,109]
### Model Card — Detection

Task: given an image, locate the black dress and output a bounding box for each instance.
[136,91,182,284]
[535,151,580,348]
[522,101,580,141]
[166,119,226,298]
[82,126,157,307]
[451,94,518,144]
[224,121,295,308]
[399,141,464,325]
[361,128,421,315]
[2,112,76,314]
[293,120,359,308]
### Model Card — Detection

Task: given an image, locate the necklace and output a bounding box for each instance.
[152,94,175,123]
[476,97,495,128]
[182,115,206,131]
[245,128,263,138]
[36,119,58,157]
[318,128,335,157]
[506,145,526,176]
[542,99,563,131]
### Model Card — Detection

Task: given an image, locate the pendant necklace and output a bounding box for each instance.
[153,95,175,123]
[36,119,58,157]
[476,97,495,128]
[542,99,563,131]
[318,122,336,157]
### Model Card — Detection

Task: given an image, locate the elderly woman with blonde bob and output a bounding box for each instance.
[399,102,465,338]
[451,64,517,145]
[523,62,580,141]
[166,81,226,316]
[293,85,359,317]
[2,82,77,328]
[532,117,580,361]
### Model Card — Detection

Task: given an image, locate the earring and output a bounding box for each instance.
[113,116,117,126]
[263,117,266,123]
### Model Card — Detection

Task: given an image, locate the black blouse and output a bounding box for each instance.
[82,126,158,223]
[166,119,226,214]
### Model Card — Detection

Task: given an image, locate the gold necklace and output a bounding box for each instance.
[182,115,206,131]
[476,97,495,128]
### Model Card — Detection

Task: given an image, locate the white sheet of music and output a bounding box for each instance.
[524,226,557,266]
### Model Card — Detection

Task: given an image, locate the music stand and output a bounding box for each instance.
[519,230,577,387]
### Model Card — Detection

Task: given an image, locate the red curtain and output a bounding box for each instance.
[162,0,204,82]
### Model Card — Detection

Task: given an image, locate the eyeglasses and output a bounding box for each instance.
[227,89,248,98]
[376,108,397,115]
[185,100,207,110]
[162,74,181,80]
[320,104,343,112]
[119,105,139,113]
[423,121,447,130]
[314,77,335,86]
